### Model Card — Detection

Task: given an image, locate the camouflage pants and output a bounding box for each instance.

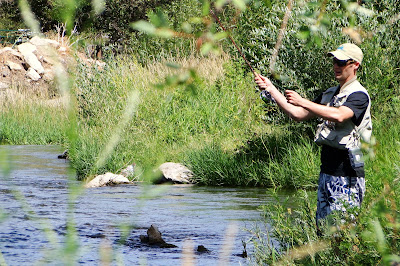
[316,172,365,223]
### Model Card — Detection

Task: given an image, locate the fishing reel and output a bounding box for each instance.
[259,90,275,103]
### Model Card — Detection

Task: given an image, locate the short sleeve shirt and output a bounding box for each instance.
[314,88,370,177]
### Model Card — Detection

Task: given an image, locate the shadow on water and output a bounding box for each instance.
[0,145,293,265]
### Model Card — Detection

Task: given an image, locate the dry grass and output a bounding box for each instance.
[146,52,230,84]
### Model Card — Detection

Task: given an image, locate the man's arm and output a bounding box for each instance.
[255,74,354,123]
[286,90,354,123]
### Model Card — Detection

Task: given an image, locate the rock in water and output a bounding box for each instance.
[139,224,177,248]
[157,162,194,184]
[147,224,165,244]
[85,173,130,188]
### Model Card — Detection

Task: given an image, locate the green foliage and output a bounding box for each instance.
[187,127,320,188]
[0,101,67,145]
[69,57,267,179]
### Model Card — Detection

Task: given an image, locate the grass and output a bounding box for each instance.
[0,91,68,145]
[68,53,270,180]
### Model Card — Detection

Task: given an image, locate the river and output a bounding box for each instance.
[0,145,287,265]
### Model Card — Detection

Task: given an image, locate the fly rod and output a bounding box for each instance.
[209,8,255,74]
[210,9,275,102]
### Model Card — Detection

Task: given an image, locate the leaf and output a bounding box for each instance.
[149,10,170,27]
[200,42,213,55]
[131,21,156,35]
[213,31,228,41]
[215,0,228,9]
[155,28,175,38]
[182,22,192,33]
[91,0,105,15]
[201,0,210,16]
[297,29,310,40]
[232,0,248,11]
[166,62,181,69]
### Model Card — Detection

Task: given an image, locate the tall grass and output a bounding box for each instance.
[0,92,68,145]
[69,53,270,179]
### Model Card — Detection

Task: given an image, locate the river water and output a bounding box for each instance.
[0,145,286,265]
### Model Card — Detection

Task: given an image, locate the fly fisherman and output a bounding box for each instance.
[255,43,372,228]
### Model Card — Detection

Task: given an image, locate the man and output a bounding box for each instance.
[255,43,372,225]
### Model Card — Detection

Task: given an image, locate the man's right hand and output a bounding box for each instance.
[254,73,273,92]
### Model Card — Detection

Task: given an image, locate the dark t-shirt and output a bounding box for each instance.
[314,88,369,177]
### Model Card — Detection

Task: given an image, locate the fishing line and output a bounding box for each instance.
[209,9,255,74]
[210,9,275,102]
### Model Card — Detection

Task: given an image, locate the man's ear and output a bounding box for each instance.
[353,62,361,72]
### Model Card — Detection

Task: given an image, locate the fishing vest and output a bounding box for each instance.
[314,76,372,150]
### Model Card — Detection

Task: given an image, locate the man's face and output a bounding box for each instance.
[332,58,359,84]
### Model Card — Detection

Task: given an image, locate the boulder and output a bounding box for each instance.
[140,225,177,248]
[22,52,44,74]
[120,163,136,178]
[17,43,45,74]
[29,36,60,48]
[17,42,36,54]
[0,81,10,90]
[26,68,41,81]
[157,162,194,184]
[85,172,131,188]
[0,47,23,58]
[6,61,23,71]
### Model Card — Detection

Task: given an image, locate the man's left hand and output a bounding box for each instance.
[285,90,304,107]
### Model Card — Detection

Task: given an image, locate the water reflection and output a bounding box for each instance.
[0,145,284,265]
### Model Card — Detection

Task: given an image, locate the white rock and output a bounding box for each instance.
[58,46,67,54]
[85,172,131,188]
[17,42,37,54]
[26,67,41,81]
[158,162,194,184]
[30,36,60,48]
[6,61,22,70]
[120,164,135,177]
[0,47,23,58]
[43,69,55,81]
[0,82,10,90]
[23,52,45,74]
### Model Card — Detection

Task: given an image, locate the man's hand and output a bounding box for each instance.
[285,90,305,107]
[254,73,273,91]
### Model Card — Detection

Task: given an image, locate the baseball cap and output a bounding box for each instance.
[328,43,363,64]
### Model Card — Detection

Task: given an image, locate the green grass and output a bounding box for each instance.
[0,98,67,145]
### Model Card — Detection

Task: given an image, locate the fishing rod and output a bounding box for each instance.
[210,8,275,102]
[209,8,255,74]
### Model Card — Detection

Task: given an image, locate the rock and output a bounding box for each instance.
[147,225,165,244]
[57,150,68,159]
[0,47,23,58]
[140,225,177,248]
[1,67,11,77]
[17,42,37,54]
[197,245,210,253]
[120,163,135,177]
[58,46,68,54]
[22,52,45,74]
[17,43,45,74]
[85,172,131,188]
[6,61,23,71]
[43,69,55,82]
[29,36,60,48]
[26,68,41,81]
[157,162,194,184]
[0,82,10,90]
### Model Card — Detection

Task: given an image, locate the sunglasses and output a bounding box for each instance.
[332,58,355,67]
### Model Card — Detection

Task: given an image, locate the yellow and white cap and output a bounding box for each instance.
[328,43,363,64]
